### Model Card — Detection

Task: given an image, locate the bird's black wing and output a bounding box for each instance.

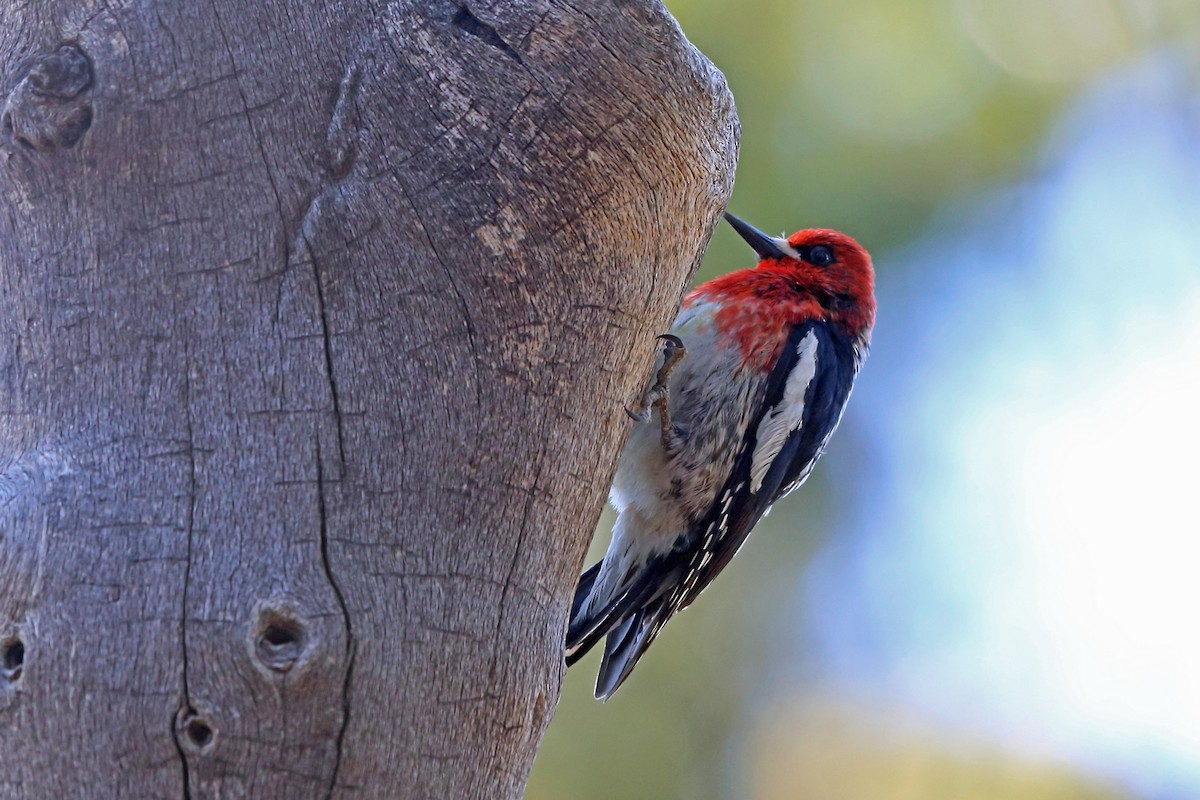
[682,318,859,603]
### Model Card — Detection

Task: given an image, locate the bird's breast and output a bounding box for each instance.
[685,271,825,373]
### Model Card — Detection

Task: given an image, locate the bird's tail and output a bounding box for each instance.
[591,596,675,699]
[565,556,682,699]
[564,560,627,666]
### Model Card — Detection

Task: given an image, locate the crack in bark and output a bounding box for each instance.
[284,71,359,796]
[302,235,347,468]
[316,442,356,800]
[171,365,198,800]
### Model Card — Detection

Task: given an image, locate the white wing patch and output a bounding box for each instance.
[749,331,819,494]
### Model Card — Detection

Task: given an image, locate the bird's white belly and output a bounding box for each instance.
[609,308,763,546]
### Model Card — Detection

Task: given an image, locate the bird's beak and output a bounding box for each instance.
[723,212,789,261]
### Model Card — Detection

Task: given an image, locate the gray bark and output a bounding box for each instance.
[0,1,737,797]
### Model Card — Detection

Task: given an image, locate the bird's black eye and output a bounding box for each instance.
[807,245,835,267]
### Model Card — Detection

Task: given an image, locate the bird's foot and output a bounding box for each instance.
[625,335,687,452]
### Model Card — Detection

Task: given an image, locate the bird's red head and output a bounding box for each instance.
[722,213,876,343]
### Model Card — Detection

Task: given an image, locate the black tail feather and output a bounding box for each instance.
[594,597,673,699]
[561,554,686,671]
[569,561,602,623]
[565,568,659,667]
[565,561,609,666]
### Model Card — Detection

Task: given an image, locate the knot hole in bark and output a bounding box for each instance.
[1,636,24,683]
[176,707,216,752]
[252,608,310,674]
[1,42,94,151]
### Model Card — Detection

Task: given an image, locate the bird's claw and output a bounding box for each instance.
[626,334,687,452]
[656,335,685,370]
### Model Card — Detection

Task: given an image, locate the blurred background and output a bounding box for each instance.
[528,1,1200,798]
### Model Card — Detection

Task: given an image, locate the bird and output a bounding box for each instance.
[565,212,876,699]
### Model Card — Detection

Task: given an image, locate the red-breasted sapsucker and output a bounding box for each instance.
[566,213,876,699]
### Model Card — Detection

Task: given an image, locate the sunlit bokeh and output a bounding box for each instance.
[528,2,1200,798]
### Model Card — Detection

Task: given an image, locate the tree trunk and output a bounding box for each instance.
[0,1,736,797]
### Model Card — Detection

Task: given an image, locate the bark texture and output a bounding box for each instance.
[0,2,737,797]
